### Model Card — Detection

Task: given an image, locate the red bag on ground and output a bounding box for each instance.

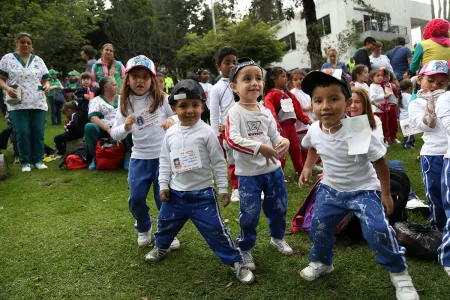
[95,138,125,170]
[66,154,90,170]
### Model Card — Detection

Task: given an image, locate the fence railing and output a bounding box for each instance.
[362,21,407,35]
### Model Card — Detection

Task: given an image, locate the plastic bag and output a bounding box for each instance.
[394,222,442,260]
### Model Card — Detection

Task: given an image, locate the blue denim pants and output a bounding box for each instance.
[438,159,450,266]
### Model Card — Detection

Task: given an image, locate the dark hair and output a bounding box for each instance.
[94,76,115,97]
[396,37,406,46]
[156,72,164,78]
[80,72,91,80]
[369,68,383,84]
[310,76,351,101]
[63,100,78,111]
[404,70,414,79]
[398,79,412,108]
[363,37,376,45]
[350,88,376,130]
[197,69,210,76]
[264,66,286,94]
[81,45,97,59]
[351,64,368,81]
[16,32,33,43]
[215,46,238,65]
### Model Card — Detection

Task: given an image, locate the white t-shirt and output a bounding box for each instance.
[209,78,235,136]
[0,53,49,111]
[354,81,369,93]
[302,121,386,192]
[373,116,384,144]
[435,91,450,158]
[409,97,448,156]
[199,82,214,109]
[88,95,119,127]
[369,83,385,113]
[291,88,313,132]
[369,54,394,72]
[399,92,411,121]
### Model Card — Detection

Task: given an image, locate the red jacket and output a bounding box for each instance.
[264,89,310,127]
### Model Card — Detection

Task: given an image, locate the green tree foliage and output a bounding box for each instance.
[177,18,286,72]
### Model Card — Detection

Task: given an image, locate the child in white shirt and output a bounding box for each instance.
[398,79,415,149]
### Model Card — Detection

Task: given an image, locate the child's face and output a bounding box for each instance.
[173,98,204,126]
[372,72,383,84]
[157,77,165,89]
[403,71,411,80]
[311,84,347,128]
[357,67,369,82]
[200,71,210,83]
[230,66,264,102]
[63,108,73,117]
[292,74,304,89]
[418,74,449,92]
[81,77,91,88]
[347,92,364,117]
[129,68,152,95]
[217,54,237,78]
[273,71,287,89]
[383,73,390,83]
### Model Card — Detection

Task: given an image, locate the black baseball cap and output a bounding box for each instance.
[168,79,206,105]
[302,69,352,99]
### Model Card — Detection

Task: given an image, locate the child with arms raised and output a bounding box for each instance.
[225,58,293,273]
[298,69,419,300]
[146,79,255,284]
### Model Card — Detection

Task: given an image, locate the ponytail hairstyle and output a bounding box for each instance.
[94,76,115,97]
[351,87,377,130]
[264,66,286,94]
[120,70,165,117]
[351,64,368,82]
[398,79,413,109]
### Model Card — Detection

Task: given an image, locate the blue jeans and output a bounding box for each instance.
[128,158,161,233]
[310,183,407,273]
[237,167,288,251]
[388,160,416,200]
[420,155,447,232]
[155,187,242,265]
[49,96,63,125]
[438,159,450,266]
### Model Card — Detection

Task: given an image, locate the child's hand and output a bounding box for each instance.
[298,168,312,187]
[381,193,394,216]
[258,144,279,166]
[275,138,289,158]
[384,93,392,99]
[160,189,170,202]
[84,94,90,100]
[161,118,175,130]
[125,115,136,131]
[220,193,230,207]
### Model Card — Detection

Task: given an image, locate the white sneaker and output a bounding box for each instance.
[389,270,419,300]
[169,237,181,250]
[270,237,294,255]
[233,262,255,284]
[261,192,264,200]
[22,164,31,172]
[406,198,429,217]
[137,230,152,247]
[391,139,402,144]
[34,162,48,170]
[445,266,450,277]
[312,165,323,173]
[241,250,256,271]
[299,261,334,281]
[384,141,390,148]
[231,189,240,202]
[144,247,169,262]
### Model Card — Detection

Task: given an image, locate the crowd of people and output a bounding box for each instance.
[3,17,450,300]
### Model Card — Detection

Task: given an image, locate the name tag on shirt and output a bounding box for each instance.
[170,146,202,174]
[341,115,371,155]
[135,107,159,130]
[280,98,294,112]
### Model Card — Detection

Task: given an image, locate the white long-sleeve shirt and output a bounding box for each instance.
[110,92,174,160]
[225,103,283,176]
[159,120,228,194]
[369,83,385,113]
[436,91,450,158]
[291,88,313,132]
[399,93,411,121]
[210,78,235,136]
[199,82,214,109]
[409,97,448,156]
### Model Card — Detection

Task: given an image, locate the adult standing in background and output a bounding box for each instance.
[370,41,394,72]
[353,37,376,71]
[410,18,450,74]
[0,32,51,172]
[81,45,97,73]
[321,47,348,73]
[91,43,125,93]
[386,37,412,80]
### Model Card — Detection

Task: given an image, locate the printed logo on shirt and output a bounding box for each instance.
[246,121,263,136]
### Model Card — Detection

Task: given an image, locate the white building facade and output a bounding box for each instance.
[274,0,432,70]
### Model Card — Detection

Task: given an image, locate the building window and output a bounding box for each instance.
[318,14,331,36]
[280,32,296,51]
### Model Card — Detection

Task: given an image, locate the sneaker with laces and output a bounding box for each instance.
[299,261,334,281]
[389,270,419,300]
[22,164,31,172]
[241,250,256,270]
[144,247,169,262]
[231,189,240,202]
[444,266,450,277]
[233,262,255,284]
[137,229,152,247]
[270,237,294,255]
[406,198,429,217]
[35,162,48,169]
[169,237,181,250]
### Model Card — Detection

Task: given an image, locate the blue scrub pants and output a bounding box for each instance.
[438,159,450,267]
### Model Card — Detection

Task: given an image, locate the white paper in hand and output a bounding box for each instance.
[400,118,423,136]
[341,115,371,155]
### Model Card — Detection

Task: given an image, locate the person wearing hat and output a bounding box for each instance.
[48,69,64,125]
[110,55,179,249]
[0,32,51,172]
[144,78,255,285]
[298,69,419,300]
[410,18,450,74]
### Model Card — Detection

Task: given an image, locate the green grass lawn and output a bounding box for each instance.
[1,112,449,300]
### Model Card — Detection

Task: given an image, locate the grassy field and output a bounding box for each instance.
[1,112,449,300]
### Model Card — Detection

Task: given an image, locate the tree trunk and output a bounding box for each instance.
[431,0,435,19]
[439,0,442,18]
[276,0,283,21]
[303,0,323,69]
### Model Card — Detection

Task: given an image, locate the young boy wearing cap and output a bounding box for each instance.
[145,79,255,285]
[298,69,419,300]
[409,60,449,235]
